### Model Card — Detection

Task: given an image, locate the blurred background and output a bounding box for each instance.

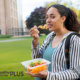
[0,0,80,80]
[0,0,80,37]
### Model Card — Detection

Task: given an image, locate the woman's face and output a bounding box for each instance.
[46,7,64,32]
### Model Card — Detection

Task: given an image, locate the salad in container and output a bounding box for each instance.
[21,58,51,74]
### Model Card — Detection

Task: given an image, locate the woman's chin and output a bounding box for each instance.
[49,28,54,32]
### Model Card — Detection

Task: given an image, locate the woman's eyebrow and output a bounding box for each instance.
[46,13,55,16]
[50,13,55,15]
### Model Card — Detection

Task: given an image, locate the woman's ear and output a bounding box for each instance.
[61,16,66,23]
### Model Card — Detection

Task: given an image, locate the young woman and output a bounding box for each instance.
[25,4,80,80]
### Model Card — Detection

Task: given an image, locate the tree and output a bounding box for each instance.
[26,7,46,29]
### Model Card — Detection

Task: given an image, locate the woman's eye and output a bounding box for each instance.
[45,17,48,19]
[51,16,55,18]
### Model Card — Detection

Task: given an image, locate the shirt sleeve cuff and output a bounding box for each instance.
[46,71,50,80]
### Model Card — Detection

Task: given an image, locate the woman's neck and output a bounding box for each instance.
[55,28,71,37]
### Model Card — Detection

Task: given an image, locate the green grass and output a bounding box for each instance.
[0,35,46,80]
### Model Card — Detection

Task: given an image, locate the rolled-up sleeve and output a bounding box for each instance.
[46,35,80,80]
[31,41,40,59]
[31,39,47,59]
[31,38,50,59]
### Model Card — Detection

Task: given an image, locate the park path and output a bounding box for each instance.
[0,38,26,43]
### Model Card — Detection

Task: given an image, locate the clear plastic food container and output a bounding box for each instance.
[21,58,51,74]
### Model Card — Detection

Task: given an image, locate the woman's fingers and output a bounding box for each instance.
[29,28,34,33]
[25,72,38,77]
[29,26,39,38]
[29,26,37,33]
[25,72,29,74]
[30,29,39,35]
[30,30,39,37]
[29,28,38,34]
[25,71,47,78]
[34,25,37,28]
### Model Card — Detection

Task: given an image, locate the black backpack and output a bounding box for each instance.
[65,32,80,80]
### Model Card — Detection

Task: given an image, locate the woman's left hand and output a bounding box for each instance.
[25,71,48,78]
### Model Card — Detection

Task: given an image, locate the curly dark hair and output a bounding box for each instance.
[48,4,80,32]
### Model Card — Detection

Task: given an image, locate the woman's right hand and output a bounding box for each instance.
[29,25,39,39]
[29,25,39,48]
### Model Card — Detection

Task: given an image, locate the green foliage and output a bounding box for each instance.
[38,28,50,35]
[63,2,68,7]
[45,2,57,8]
[78,17,80,22]
[0,35,13,38]
[45,29,50,35]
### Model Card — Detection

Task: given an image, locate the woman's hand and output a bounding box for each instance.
[25,71,48,78]
[29,25,39,39]
[29,25,39,48]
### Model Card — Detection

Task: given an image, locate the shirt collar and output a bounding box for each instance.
[51,31,74,41]
[62,31,74,41]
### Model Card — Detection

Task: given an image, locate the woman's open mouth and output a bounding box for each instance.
[48,24,53,28]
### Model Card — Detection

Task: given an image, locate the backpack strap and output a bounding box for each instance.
[65,32,80,69]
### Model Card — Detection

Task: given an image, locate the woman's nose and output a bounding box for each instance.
[46,18,51,23]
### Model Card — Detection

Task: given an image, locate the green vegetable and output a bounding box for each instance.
[36,60,42,64]
[29,60,42,67]
[30,62,35,67]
